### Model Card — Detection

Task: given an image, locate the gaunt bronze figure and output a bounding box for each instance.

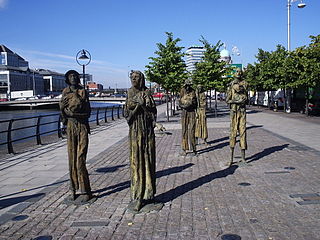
[226,68,248,166]
[195,85,208,145]
[124,70,158,212]
[60,70,92,203]
[179,80,197,156]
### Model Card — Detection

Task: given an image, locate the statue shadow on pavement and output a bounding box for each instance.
[198,125,263,155]
[95,164,127,174]
[0,179,67,210]
[0,193,45,210]
[94,163,194,199]
[246,144,289,163]
[155,165,238,203]
[197,141,229,155]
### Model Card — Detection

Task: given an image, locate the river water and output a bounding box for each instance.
[0,102,121,150]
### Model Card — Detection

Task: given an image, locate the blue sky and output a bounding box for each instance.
[1,0,319,88]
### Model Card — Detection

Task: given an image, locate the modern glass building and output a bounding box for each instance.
[0,45,67,99]
[0,45,46,99]
[36,69,66,94]
[185,46,205,72]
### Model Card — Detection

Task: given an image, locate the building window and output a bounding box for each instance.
[0,53,6,65]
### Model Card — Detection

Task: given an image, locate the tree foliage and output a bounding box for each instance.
[244,34,320,91]
[145,32,187,92]
[191,37,228,91]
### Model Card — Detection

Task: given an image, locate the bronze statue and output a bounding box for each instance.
[179,80,197,156]
[124,70,158,212]
[226,68,248,166]
[195,85,208,145]
[60,70,93,203]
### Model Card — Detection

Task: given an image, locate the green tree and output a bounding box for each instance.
[254,45,295,110]
[145,32,187,121]
[243,63,261,91]
[191,37,227,113]
[289,35,320,115]
[192,37,226,89]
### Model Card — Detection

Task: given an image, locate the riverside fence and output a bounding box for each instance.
[0,105,124,154]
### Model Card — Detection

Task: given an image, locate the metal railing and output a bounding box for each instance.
[0,105,124,154]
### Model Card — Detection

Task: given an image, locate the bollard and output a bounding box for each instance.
[104,107,108,123]
[36,116,42,145]
[7,119,14,154]
[96,109,100,125]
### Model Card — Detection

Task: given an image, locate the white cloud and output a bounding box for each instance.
[0,0,7,8]
[17,48,130,88]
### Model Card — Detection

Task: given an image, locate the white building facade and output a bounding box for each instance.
[0,45,67,99]
[185,46,205,72]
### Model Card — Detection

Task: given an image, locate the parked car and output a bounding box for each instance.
[152,92,166,101]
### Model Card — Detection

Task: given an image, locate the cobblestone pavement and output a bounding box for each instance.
[0,104,319,239]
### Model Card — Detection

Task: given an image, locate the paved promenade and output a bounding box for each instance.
[0,103,319,240]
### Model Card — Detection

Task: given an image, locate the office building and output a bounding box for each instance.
[0,45,44,99]
[87,81,103,91]
[185,46,205,72]
[36,69,66,94]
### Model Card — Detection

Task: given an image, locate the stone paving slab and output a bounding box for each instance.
[0,106,319,239]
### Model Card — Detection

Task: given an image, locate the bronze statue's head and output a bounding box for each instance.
[130,70,145,90]
[65,70,80,85]
[183,79,193,92]
[234,68,243,80]
[197,84,205,92]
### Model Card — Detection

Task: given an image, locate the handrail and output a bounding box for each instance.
[0,105,123,154]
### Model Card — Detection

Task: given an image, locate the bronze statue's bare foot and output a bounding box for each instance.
[190,151,197,157]
[180,150,187,156]
[66,190,77,201]
[140,199,164,213]
[133,199,142,211]
[127,200,142,212]
[226,161,233,167]
[76,194,92,203]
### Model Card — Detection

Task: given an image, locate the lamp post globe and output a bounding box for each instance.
[76,49,91,88]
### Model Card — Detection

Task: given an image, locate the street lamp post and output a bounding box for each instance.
[286,0,306,112]
[76,49,91,88]
[287,0,306,51]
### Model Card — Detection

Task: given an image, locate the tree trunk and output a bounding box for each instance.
[283,88,287,113]
[286,88,292,113]
[305,86,309,116]
[209,89,212,111]
[214,89,217,118]
[166,90,169,122]
[172,92,176,115]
